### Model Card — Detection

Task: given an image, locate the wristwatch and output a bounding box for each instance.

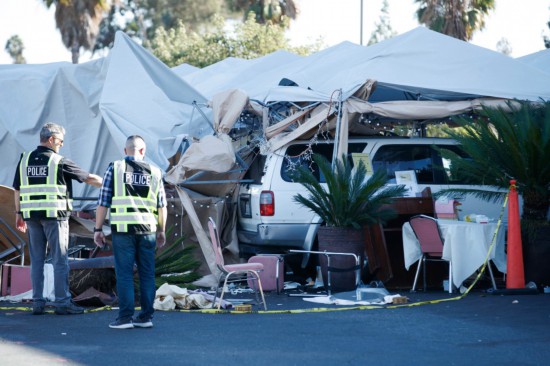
[94,227,103,232]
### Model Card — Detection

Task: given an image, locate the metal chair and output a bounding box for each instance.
[208,217,267,310]
[409,215,452,293]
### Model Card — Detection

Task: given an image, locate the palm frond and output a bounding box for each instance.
[154,229,201,289]
[446,100,550,221]
[434,187,506,204]
[292,153,407,228]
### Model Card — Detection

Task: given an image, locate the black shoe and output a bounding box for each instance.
[55,301,84,315]
[133,317,153,328]
[109,319,134,329]
[32,305,45,315]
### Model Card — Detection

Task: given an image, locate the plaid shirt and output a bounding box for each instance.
[97,156,166,208]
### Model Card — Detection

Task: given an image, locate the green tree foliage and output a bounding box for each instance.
[95,0,223,52]
[367,0,397,45]
[134,0,222,41]
[44,0,109,64]
[441,101,550,221]
[415,0,495,41]
[150,13,319,68]
[4,35,26,64]
[93,0,298,53]
[227,0,298,26]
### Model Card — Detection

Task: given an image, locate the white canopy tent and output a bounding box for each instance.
[2,27,550,204]
[0,32,228,279]
[517,48,550,75]
[2,28,550,280]
[0,32,214,204]
[0,59,116,203]
[182,50,303,100]
[180,27,550,105]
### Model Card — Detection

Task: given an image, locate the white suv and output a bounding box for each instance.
[237,137,504,258]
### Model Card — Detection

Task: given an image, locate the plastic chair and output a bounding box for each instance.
[409,215,452,293]
[208,217,267,310]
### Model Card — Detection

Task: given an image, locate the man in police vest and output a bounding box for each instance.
[93,135,167,329]
[13,122,103,315]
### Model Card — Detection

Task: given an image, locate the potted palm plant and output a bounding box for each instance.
[291,153,407,292]
[438,100,550,287]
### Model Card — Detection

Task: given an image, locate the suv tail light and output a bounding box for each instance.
[260,191,275,216]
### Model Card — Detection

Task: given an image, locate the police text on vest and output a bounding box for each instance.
[27,166,49,177]
[124,172,151,186]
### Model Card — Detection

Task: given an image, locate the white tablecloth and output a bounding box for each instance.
[402,219,507,288]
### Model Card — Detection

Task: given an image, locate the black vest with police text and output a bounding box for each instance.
[19,150,71,220]
[110,159,161,234]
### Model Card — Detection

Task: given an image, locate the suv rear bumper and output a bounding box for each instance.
[237,223,311,248]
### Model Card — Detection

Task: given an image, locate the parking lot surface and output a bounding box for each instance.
[1,289,550,365]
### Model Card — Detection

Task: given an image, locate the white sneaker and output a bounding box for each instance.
[109,319,134,329]
[132,317,153,328]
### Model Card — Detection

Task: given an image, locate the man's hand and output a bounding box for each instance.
[15,215,26,233]
[94,231,106,248]
[156,231,166,247]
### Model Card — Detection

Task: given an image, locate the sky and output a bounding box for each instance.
[0,0,549,65]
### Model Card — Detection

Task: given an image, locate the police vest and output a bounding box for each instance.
[19,151,72,219]
[110,159,161,233]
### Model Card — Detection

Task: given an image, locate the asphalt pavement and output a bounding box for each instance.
[1,289,549,366]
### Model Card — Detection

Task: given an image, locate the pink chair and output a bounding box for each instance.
[409,215,452,293]
[208,217,267,310]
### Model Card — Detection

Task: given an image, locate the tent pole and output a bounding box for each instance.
[192,101,214,131]
[360,0,364,46]
[331,89,343,169]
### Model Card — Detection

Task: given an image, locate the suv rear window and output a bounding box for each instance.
[281,142,367,182]
[372,144,470,185]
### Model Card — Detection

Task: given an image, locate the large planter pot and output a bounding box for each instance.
[523,225,550,288]
[317,226,364,293]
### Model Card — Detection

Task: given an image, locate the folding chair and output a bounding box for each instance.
[409,215,452,293]
[208,217,267,310]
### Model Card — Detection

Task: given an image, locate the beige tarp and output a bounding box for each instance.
[263,97,518,158]
[266,104,335,153]
[163,90,251,283]
[172,134,236,178]
[264,107,314,140]
[343,98,515,120]
[163,186,241,287]
[165,89,250,182]
[209,89,249,134]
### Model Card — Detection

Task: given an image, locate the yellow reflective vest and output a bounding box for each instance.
[19,151,72,219]
[110,159,161,233]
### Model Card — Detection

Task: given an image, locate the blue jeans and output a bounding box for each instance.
[112,233,157,321]
[27,219,71,307]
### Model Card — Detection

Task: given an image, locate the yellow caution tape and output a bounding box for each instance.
[1,194,509,315]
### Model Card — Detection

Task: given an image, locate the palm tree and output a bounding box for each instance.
[44,0,109,64]
[544,16,550,48]
[440,100,550,222]
[292,154,407,228]
[292,153,406,292]
[441,100,550,287]
[415,0,495,41]
[228,0,298,26]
